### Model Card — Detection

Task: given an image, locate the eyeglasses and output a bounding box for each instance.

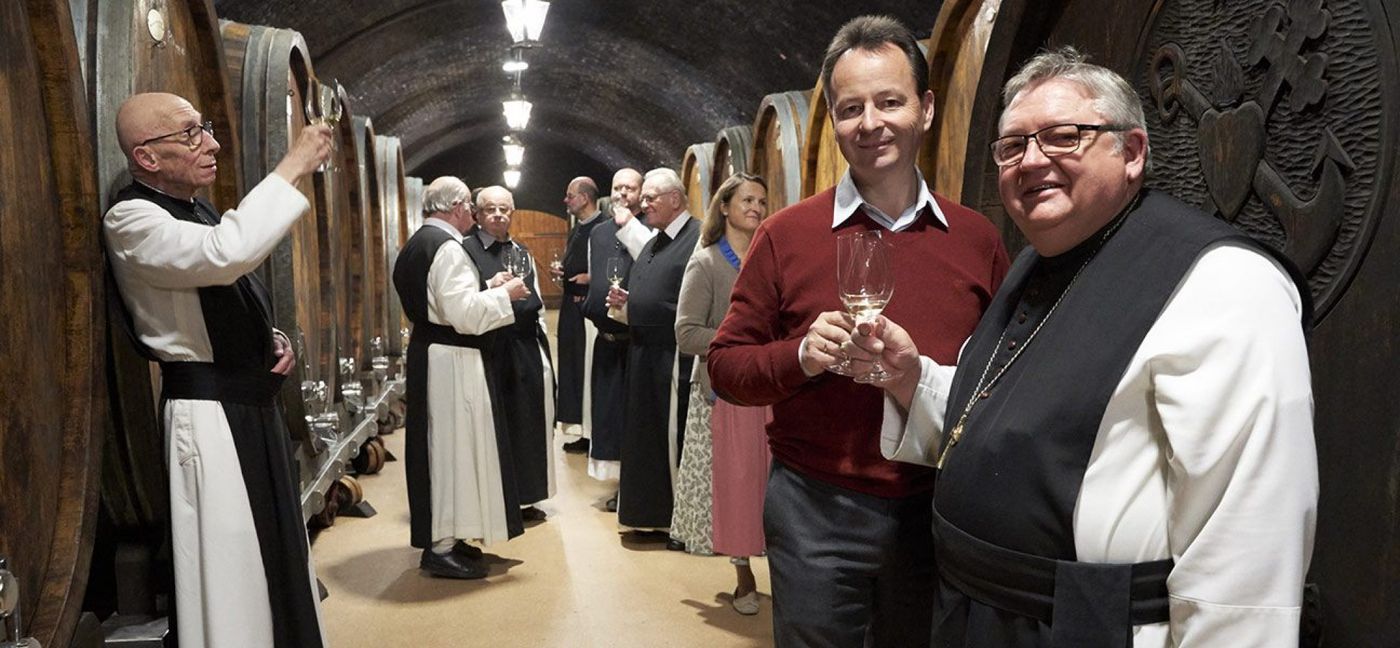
[140,121,214,148]
[989,123,1126,167]
[639,189,678,205]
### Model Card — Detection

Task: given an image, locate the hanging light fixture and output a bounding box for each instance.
[504,169,522,189]
[502,57,529,73]
[502,93,532,130]
[501,0,550,44]
[502,138,525,166]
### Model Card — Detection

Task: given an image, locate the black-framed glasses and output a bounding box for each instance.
[989,123,1126,167]
[140,121,214,148]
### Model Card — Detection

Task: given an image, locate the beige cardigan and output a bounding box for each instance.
[674,242,739,396]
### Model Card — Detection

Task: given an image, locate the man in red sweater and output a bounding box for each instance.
[708,15,1009,647]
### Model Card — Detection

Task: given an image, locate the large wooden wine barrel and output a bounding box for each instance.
[376,134,409,361]
[800,76,846,200]
[219,21,333,448]
[919,0,1002,203]
[750,90,811,213]
[801,40,930,199]
[1,3,104,647]
[711,125,754,195]
[681,143,715,218]
[354,116,389,367]
[953,1,1400,643]
[510,210,570,309]
[93,0,244,546]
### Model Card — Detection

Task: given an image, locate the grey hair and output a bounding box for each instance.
[423,176,470,214]
[1000,46,1150,173]
[820,15,928,107]
[644,167,686,199]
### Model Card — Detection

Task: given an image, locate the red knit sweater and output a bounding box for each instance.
[708,187,1009,497]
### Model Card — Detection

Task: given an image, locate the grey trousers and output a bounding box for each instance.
[764,461,936,648]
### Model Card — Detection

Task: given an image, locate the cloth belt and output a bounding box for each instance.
[411,322,489,349]
[159,361,285,406]
[932,507,1172,647]
[598,331,630,342]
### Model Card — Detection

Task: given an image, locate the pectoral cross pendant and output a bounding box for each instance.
[937,419,966,470]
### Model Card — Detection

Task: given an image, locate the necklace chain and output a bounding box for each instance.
[936,195,1140,469]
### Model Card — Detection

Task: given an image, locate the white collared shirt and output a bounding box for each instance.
[833,168,946,231]
[423,216,463,242]
[616,210,693,259]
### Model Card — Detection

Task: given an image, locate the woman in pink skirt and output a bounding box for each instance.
[674,172,772,615]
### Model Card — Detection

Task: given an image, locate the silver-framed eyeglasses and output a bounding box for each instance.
[140,120,214,148]
[989,123,1126,167]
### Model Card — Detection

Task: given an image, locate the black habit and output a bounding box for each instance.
[393,224,524,549]
[617,216,701,529]
[463,233,556,505]
[931,191,1309,647]
[579,219,634,464]
[112,182,323,648]
[556,213,602,425]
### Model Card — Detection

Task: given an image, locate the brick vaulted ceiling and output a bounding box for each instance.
[213,0,941,213]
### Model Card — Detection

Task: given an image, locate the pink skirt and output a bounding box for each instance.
[710,399,772,557]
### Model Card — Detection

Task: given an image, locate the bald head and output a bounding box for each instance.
[115,92,220,199]
[116,93,190,158]
[611,168,643,213]
[564,176,598,217]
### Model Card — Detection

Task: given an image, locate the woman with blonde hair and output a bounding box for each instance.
[670,172,773,615]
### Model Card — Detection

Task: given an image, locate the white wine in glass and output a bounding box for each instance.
[833,230,895,382]
[305,81,342,172]
[606,257,625,288]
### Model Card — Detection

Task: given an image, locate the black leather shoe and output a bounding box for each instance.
[451,540,483,561]
[562,438,590,454]
[521,506,547,522]
[420,549,487,579]
[666,539,686,552]
[605,493,618,512]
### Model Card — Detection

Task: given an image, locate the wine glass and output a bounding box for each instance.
[549,250,563,285]
[304,81,341,172]
[503,245,531,278]
[606,257,625,288]
[833,230,895,382]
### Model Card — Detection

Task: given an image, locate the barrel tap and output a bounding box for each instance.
[0,556,41,647]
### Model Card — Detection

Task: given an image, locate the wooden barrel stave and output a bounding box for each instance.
[920,0,1003,203]
[750,90,811,213]
[375,134,408,361]
[1,2,104,646]
[405,176,424,237]
[353,116,389,370]
[800,77,846,200]
[681,142,715,218]
[711,125,755,196]
[329,82,364,380]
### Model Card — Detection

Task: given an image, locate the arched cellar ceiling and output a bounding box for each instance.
[214,0,941,197]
